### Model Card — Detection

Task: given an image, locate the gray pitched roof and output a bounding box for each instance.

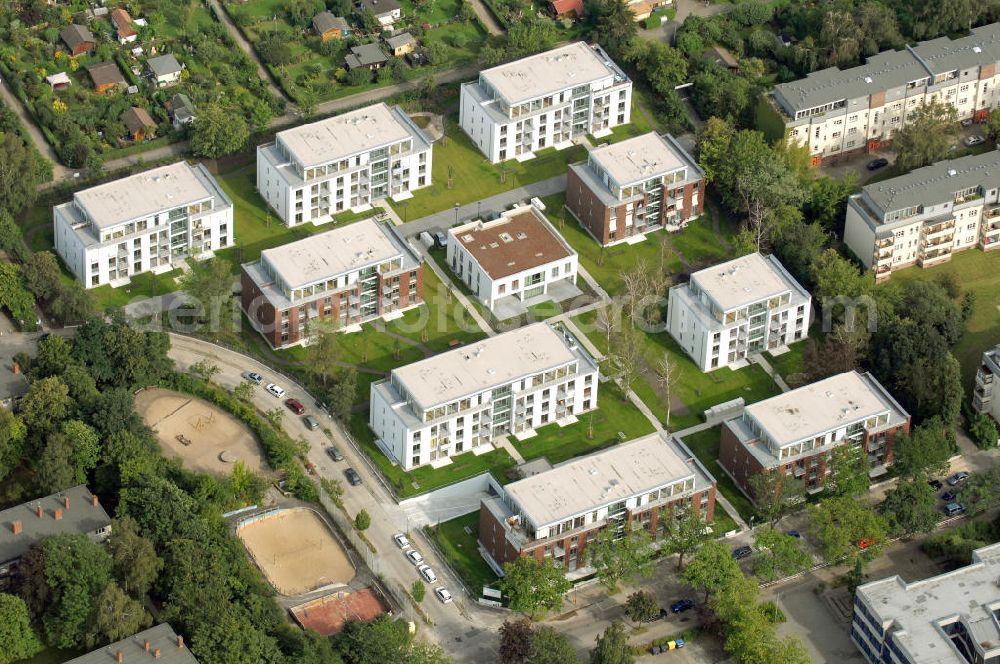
[313,11,349,34]
[862,151,1000,214]
[147,54,182,78]
[346,43,388,68]
[66,624,200,664]
[0,486,111,565]
[60,24,95,51]
[359,0,401,16]
[385,32,415,50]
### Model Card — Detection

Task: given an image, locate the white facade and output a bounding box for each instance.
[972,345,1000,427]
[53,162,233,289]
[459,42,632,163]
[666,253,811,372]
[370,322,600,470]
[445,206,578,312]
[256,103,432,227]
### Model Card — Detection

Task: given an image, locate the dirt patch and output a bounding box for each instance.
[290,587,388,635]
[135,387,270,477]
[238,507,356,596]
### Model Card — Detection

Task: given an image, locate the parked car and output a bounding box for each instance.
[393,533,411,549]
[303,415,319,430]
[947,471,970,486]
[858,537,875,550]
[285,398,305,415]
[242,371,264,385]
[867,158,889,171]
[434,587,453,604]
[732,545,752,560]
[418,565,437,583]
[434,231,447,247]
[406,549,424,566]
[266,383,285,398]
[941,490,957,502]
[965,135,985,146]
[327,447,344,462]
[344,467,362,486]
[928,478,943,490]
[945,502,967,517]
[670,599,695,613]
[961,118,975,127]
[785,530,801,538]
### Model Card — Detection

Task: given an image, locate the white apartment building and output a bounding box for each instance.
[666,253,811,372]
[852,542,1000,664]
[459,42,632,163]
[370,322,599,470]
[446,205,578,314]
[256,103,432,226]
[770,22,1000,165]
[844,152,1000,281]
[53,161,233,288]
[972,344,1000,426]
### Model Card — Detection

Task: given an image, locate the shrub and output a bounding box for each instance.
[354,509,371,531]
[760,600,786,624]
[969,413,999,449]
[625,590,659,623]
[411,580,426,602]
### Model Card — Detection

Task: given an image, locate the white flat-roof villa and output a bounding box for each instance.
[53,162,233,288]
[370,322,599,470]
[459,42,632,163]
[666,253,811,372]
[257,103,432,226]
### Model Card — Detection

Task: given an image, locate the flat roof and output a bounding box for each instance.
[745,371,898,447]
[857,542,1000,664]
[504,433,702,527]
[66,624,199,664]
[480,42,619,105]
[0,485,111,565]
[73,161,214,230]
[259,218,403,289]
[393,322,582,409]
[451,207,573,280]
[589,132,688,186]
[862,150,1000,215]
[276,103,412,167]
[690,253,798,312]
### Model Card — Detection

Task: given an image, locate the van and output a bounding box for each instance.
[945,502,966,517]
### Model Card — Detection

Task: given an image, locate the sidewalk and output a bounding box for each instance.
[751,354,790,392]
[411,242,496,338]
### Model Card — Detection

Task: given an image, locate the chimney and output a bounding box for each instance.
[144,640,150,652]
[176,635,184,649]
[63,496,70,510]
[153,649,161,659]
[91,494,99,507]
[54,509,63,521]
[35,505,42,518]
[116,650,124,663]
[12,521,22,535]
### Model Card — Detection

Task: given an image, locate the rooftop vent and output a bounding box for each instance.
[974,46,983,54]
[499,232,513,243]
[864,76,873,84]
[948,169,958,176]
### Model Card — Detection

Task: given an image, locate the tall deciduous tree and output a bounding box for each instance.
[306,319,342,387]
[20,376,74,433]
[0,592,42,664]
[0,410,27,482]
[892,419,952,480]
[22,251,62,301]
[587,0,636,61]
[824,444,870,498]
[749,472,804,526]
[108,516,163,598]
[37,534,114,649]
[499,619,534,664]
[589,622,633,664]
[882,479,939,537]
[499,557,571,619]
[529,626,580,664]
[588,524,655,591]
[85,582,152,648]
[191,104,250,159]
[0,131,52,216]
[751,528,812,582]
[681,540,743,603]
[892,100,958,173]
[807,495,887,565]
[661,508,708,570]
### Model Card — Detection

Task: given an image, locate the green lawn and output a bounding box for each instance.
[670,217,731,267]
[587,99,655,145]
[389,119,587,219]
[885,249,1000,393]
[679,426,755,523]
[512,382,655,464]
[765,341,807,381]
[426,512,500,592]
[91,269,185,312]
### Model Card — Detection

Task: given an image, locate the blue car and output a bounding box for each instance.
[786,530,801,538]
[942,491,957,502]
[670,599,695,613]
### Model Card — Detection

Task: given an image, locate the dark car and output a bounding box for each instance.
[941,490,957,502]
[867,158,889,171]
[326,447,344,462]
[344,467,362,486]
[670,599,695,614]
[732,545,753,560]
[302,415,319,431]
[945,502,966,517]
[285,398,305,415]
[786,530,801,538]
[928,479,943,490]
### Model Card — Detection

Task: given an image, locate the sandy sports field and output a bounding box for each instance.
[238,508,356,596]
[135,387,269,477]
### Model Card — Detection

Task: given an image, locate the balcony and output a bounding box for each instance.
[921,233,953,249]
[918,247,952,266]
[921,220,955,240]
[876,236,894,249]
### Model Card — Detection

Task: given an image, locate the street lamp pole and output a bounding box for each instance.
[477,201,481,220]
[454,202,459,225]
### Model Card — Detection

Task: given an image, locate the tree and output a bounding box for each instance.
[958,469,1000,515]
[969,413,999,449]
[329,367,357,421]
[651,351,678,427]
[180,257,237,329]
[772,219,828,290]
[589,622,633,664]
[108,516,162,598]
[0,410,27,482]
[36,534,114,649]
[354,509,371,531]
[51,282,97,324]
[22,251,62,301]
[0,131,52,216]
[893,99,958,172]
[893,419,952,480]
[20,376,73,433]
[306,320,341,387]
[0,593,42,664]
[987,108,1000,141]
[609,326,643,399]
[882,479,938,537]
[411,579,426,603]
[499,557,571,619]
[807,496,887,565]
[696,116,735,184]
[751,528,811,582]
[661,508,708,570]
[333,616,412,663]
[33,334,73,378]
[499,619,534,664]
[624,590,658,622]
[258,31,296,65]
[681,540,743,603]
[191,104,250,159]
[190,358,221,383]
[732,0,772,26]
[233,380,256,403]
[85,582,151,648]
[749,472,804,526]
[588,524,654,591]
[60,420,100,480]
[824,443,870,498]
[588,0,637,61]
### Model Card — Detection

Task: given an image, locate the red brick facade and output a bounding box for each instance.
[478,486,716,572]
[241,264,424,349]
[565,168,706,246]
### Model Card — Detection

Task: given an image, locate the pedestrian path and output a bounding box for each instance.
[412,243,496,338]
[751,353,790,392]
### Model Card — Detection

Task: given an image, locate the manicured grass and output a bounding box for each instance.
[90,269,184,312]
[670,217,730,267]
[679,426,755,523]
[709,507,739,536]
[512,382,656,465]
[389,119,588,219]
[426,512,500,592]
[587,99,655,145]
[572,309,781,431]
[885,249,1000,394]
[765,341,807,381]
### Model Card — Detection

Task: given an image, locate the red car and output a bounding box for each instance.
[285,398,305,415]
[858,537,875,550]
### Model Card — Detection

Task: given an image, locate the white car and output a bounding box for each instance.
[266,383,285,398]
[418,565,437,583]
[243,371,264,385]
[406,549,424,566]
[965,135,985,146]
[393,533,411,549]
[434,587,453,604]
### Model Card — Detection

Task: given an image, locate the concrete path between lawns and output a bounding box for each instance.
[751,353,791,393]
[410,242,496,338]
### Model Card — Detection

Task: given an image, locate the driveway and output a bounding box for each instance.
[637,0,733,44]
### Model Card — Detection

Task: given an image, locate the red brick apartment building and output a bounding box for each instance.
[720,371,910,499]
[566,132,705,246]
[241,218,423,349]
[479,432,716,577]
